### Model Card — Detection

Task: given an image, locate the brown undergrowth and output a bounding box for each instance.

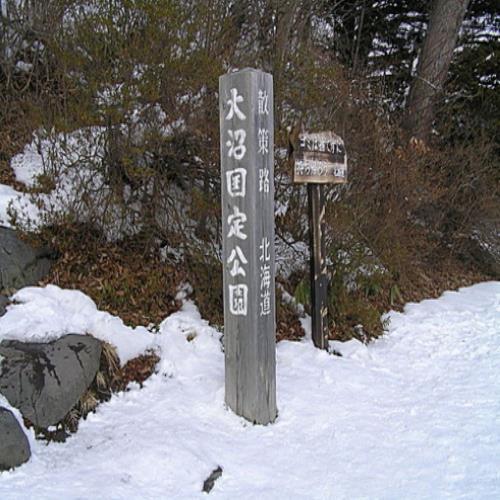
[37,224,184,327]
[14,209,494,347]
[282,251,488,344]
[0,113,33,191]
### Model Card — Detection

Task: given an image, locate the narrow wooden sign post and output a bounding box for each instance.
[219,68,277,425]
[294,131,347,350]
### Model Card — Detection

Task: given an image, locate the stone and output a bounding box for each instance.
[0,295,7,317]
[0,406,31,471]
[202,466,223,493]
[0,334,102,428]
[0,226,54,292]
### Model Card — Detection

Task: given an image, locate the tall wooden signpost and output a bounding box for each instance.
[220,69,277,425]
[294,131,347,350]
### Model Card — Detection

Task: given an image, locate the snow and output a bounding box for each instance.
[0,183,38,228]
[0,285,155,365]
[275,237,308,278]
[0,281,499,498]
[2,127,139,237]
[1,121,191,239]
[10,140,44,187]
[0,128,109,231]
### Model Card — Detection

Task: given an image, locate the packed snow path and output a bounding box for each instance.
[1,282,499,499]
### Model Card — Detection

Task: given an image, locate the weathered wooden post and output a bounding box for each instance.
[307,182,329,349]
[219,68,277,425]
[294,131,347,350]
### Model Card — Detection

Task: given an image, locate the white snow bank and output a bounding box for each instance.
[0,285,155,365]
[0,282,499,499]
[10,141,44,188]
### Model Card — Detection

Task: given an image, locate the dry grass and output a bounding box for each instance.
[37,224,184,327]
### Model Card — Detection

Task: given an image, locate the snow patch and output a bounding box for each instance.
[0,282,498,499]
[0,285,155,365]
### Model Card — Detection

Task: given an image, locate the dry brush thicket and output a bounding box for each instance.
[1,0,498,340]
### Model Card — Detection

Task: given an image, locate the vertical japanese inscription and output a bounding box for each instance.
[220,69,277,425]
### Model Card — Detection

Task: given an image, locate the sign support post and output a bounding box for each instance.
[294,131,348,350]
[307,183,329,349]
[219,68,277,425]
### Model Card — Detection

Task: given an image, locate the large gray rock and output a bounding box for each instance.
[0,335,102,428]
[0,295,7,317]
[0,226,53,292]
[0,406,31,471]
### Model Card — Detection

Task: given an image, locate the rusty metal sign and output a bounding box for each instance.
[293,131,347,184]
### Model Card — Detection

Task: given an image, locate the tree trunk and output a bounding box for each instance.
[405,0,469,141]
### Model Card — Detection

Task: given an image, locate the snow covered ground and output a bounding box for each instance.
[0,282,499,499]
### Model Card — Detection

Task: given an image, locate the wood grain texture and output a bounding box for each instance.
[220,69,277,425]
[308,183,329,350]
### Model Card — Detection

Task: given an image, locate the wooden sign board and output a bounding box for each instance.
[219,68,277,425]
[294,131,347,184]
